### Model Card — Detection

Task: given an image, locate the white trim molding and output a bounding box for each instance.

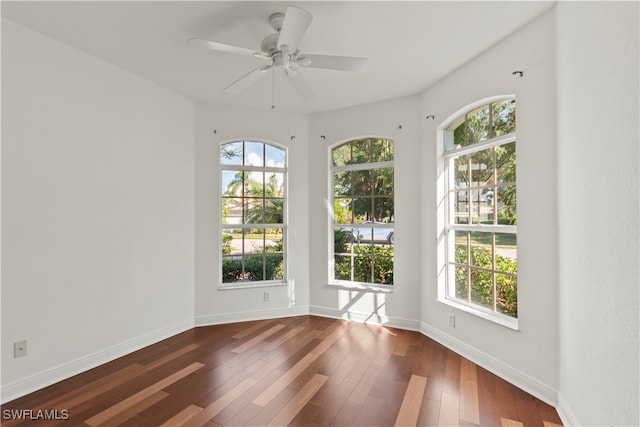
[420,321,558,407]
[310,305,420,331]
[0,318,194,404]
[556,393,581,427]
[195,305,309,327]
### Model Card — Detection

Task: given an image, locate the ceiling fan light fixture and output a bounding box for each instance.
[190,5,369,103]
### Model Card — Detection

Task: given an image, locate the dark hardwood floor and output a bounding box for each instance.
[1,316,563,426]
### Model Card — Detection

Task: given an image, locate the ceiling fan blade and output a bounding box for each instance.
[223,65,272,94]
[284,70,317,101]
[277,6,313,51]
[298,54,368,73]
[188,38,268,58]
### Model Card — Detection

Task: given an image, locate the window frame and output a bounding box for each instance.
[440,97,519,329]
[219,139,288,289]
[328,137,395,289]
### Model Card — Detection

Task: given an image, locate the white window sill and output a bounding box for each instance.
[327,281,395,293]
[218,281,288,290]
[439,297,519,331]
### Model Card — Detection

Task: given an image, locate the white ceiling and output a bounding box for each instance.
[1,1,554,114]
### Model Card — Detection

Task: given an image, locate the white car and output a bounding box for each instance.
[342,221,394,244]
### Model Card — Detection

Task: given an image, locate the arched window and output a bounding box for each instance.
[442,98,518,322]
[330,138,394,286]
[220,140,286,286]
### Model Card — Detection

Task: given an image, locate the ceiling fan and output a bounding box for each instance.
[188,6,368,102]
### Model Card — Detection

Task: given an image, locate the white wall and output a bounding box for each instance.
[1,19,196,401]
[194,103,310,325]
[308,96,422,329]
[556,2,639,426]
[420,10,559,404]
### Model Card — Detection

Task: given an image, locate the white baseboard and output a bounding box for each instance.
[195,305,310,327]
[0,318,194,404]
[420,321,558,407]
[309,305,421,331]
[556,392,580,426]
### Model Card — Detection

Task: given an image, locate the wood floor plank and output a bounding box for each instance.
[1,316,562,427]
[266,373,328,427]
[459,357,480,425]
[394,374,427,427]
[98,391,169,427]
[260,325,306,351]
[179,378,257,426]
[159,404,204,427]
[252,324,347,407]
[231,324,286,353]
[438,390,460,427]
[231,318,276,340]
[501,417,525,427]
[85,362,204,426]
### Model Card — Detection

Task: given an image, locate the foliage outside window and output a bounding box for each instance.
[220,141,286,285]
[444,99,518,319]
[331,138,394,286]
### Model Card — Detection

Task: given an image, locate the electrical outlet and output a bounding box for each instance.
[263,291,270,302]
[449,314,456,328]
[14,340,27,358]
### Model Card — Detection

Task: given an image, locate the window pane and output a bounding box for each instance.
[244,142,264,167]
[222,256,242,283]
[244,198,263,224]
[469,232,493,268]
[222,198,242,224]
[471,188,494,224]
[244,255,265,281]
[454,155,470,188]
[496,142,516,184]
[334,227,354,252]
[454,265,468,300]
[372,139,394,162]
[265,172,284,197]
[332,143,351,167]
[334,198,353,224]
[454,191,469,224]
[492,100,516,136]
[374,168,393,195]
[220,142,242,165]
[373,255,393,284]
[264,198,283,224]
[496,273,517,317]
[266,253,284,280]
[265,144,285,168]
[221,170,243,196]
[245,229,265,255]
[467,105,490,144]
[470,148,494,186]
[334,171,352,197]
[353,170,373,196]
[470,268,493,309]
[352,197,372,223]
[497,186,517,225]
[222,230,242,256]
[334,255,352,280]
[454,231,469,264]
[495,233,517,270]
[245,172,264,197]
[353,254,372,283]
[352,139,371,164]
[373,197,394,223]
[266,228,284,253]
[446,117,466,151]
